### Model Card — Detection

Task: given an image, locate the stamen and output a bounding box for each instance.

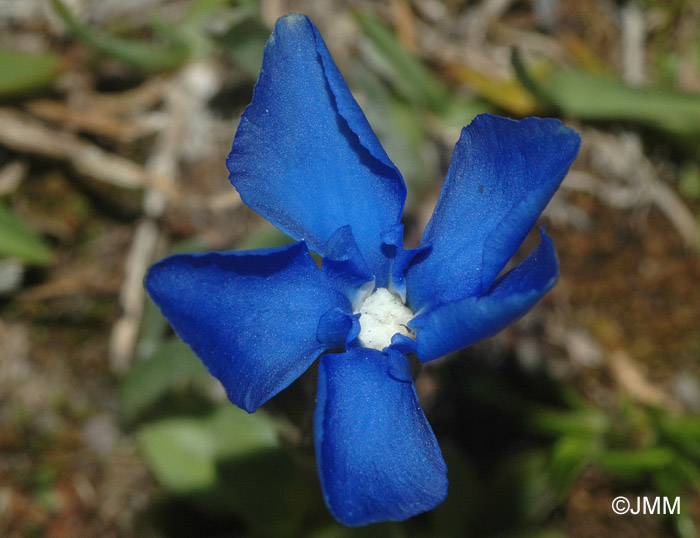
[355,288,414,351]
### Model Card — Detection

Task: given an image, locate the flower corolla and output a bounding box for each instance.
[145,12,580,526]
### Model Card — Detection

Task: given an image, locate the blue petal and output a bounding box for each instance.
[145,242,351,412]
[410,228,558,361]
[227,13,405,285]
[314,347,447,526]
[406,114,579,312]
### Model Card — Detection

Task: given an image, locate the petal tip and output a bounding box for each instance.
[315,349,448,526]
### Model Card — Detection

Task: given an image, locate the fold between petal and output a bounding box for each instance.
[410,228,559,361]
[405,114,580,313]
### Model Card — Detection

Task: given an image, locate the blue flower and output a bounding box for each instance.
[145,12,580,527]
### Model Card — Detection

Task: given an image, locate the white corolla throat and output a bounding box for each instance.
[355,287,415,351]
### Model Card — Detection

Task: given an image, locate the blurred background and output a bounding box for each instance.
[1,0,699,536]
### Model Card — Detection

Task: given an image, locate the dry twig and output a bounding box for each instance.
[563,129,699,249]
[608,350,681,411]
[0,161,26,196]
[0,108,148,189]
[620,1,646,86]
[26,99,157,142]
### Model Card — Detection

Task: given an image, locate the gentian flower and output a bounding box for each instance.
[145,12,580,526]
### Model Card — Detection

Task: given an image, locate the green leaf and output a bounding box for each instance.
[217,15,270,78]
[526,407,609,438]
[161,0,237,62]
[662,455,700,491]
[434,95,491,136]
[139,419,217,492]
[51,0,189,72]
[177,0,235,31]
[542,69,700,136]
[597,447,674,478]
[137,404,279,492]
[485,451,559,529]
[354,10,449,112]
[679,164,700,199]
[121,338,211,418]
[652,465,698,538]
[0,204,52,265]
[656,412,700,460]
[347,64,435,201]
[0,49,62,96]
[212,448,328,537]
[550,436,598,493]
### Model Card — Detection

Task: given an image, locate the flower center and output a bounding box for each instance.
[355,287,414,351]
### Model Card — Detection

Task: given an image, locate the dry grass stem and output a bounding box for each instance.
[0,108,148,189]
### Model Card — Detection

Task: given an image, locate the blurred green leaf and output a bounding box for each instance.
[550,436,598,493]
[211,448,327,537]
[217,14,270,77]
[679,164,700,199]
[385,99,434,192]
[354,10,449,112]
[597,447,674,478]
[652,463,698,538]
[169,0,246,61]
[485,451,559,530]
[51,0,189,72]
[527,407,609,438]
[435,94,490,131]
[0,49,62,96]
[348,62,435,201]
[657,412,700,460]
[541,69,700,136]
[137,404,279,492]
[0,204,52,265]
[178,0,234,29]
[121,339,211,418]
[140,419,217,492]
[657,454,700,492]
